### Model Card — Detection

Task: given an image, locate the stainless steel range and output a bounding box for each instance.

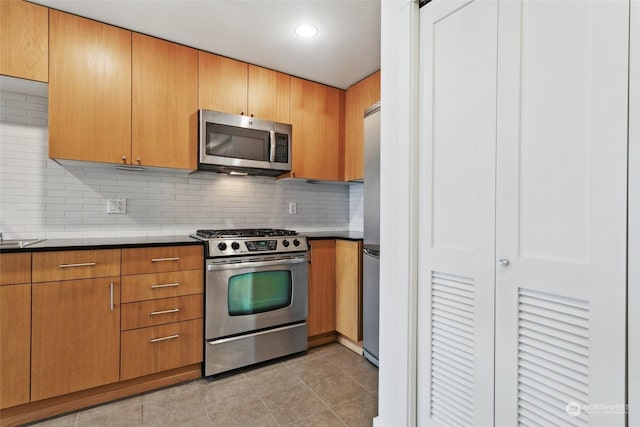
[192,228,309,377]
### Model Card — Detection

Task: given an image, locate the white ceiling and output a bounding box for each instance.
[31,0,381,90]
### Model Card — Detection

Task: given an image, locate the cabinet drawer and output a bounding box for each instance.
[121,270,203,303]
[122,246,202,275]
[32,250,121,282]
[120,319,203,380]
[0,253,31,285]
[121,294,203,330]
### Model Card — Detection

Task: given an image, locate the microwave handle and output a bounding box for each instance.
[269,130,276,163]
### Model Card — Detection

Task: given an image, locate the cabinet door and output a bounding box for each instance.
[198,51,248,115]
[248,65,290,123]
[335,240,362,342]
[0,283,31,409]
[49,11,132,164]
[132,34,198,170]
[31,278,120,401]
[120,319,202,381]
[344,71,380,181]
[290,77,342,180]
[417,1,498,425]
[494,2,629,425]
[0,0,48,82]
[307,239,336,336]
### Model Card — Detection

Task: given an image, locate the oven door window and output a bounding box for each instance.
[206,123,269,161]
[228,271,292,315]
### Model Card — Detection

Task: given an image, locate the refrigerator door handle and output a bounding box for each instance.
[363,247,380,258]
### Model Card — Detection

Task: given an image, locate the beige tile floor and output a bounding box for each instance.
[29,343,378,427]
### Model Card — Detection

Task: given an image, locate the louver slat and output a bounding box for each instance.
[430,271,474,426]
[517,288,589,426]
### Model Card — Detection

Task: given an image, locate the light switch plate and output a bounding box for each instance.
[288,202,297,215]
[107,198,126,214]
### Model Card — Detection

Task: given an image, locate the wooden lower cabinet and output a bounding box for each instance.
[120,319,203,381]
[0,283,31,409]
[31,277,121,401]
[307,239,336,337]
[335,240,363,342]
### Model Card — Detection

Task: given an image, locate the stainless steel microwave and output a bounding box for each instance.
[198,109,292,176]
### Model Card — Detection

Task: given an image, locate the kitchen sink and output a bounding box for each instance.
[0,238,45,249]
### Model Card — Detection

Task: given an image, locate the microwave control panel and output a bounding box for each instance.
[274,133,289,163]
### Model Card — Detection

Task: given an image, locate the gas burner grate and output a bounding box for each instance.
[195,228,298,239]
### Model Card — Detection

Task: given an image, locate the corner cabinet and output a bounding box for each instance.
[0,253,32,409]
[335,240,363,342]
[0,0,48,82]
[132,34,198,170]
[307,239,336,338]
[30,250,121,401]
[49,11,132,165]
[288,77,343,181]
[199,52,290,123]
[344,71,380,181]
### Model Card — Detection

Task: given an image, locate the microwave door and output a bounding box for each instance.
[206,134,234,157]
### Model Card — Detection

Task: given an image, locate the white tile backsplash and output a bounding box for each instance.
[0,89,363,239]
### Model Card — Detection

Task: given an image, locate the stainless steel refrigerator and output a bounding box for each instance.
[363,102,380,366]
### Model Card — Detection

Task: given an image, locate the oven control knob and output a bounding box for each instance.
[231,242,240,250]
[293,239,300,247]
[282,240,290,247]
[217,242,227,251]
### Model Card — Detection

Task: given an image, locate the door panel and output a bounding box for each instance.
[418,0,498,425]
[494,1,629,425]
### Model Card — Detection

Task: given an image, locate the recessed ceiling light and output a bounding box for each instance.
[294,23,318,38]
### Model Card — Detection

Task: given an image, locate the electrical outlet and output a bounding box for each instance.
[288,202,297,215]
[107,198,126,214]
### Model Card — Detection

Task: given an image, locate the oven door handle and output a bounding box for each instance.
[207,256,308,271]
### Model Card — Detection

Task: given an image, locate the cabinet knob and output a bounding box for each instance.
[250,113,254,117]
[498,258,510,267]
[121,155,126,162]
[240,111,245,116]
[136,158,141,164]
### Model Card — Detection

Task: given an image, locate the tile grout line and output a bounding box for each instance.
[193,378,216,427]
[239,370,284,427]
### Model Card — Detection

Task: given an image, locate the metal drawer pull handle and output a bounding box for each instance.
[110,282,114,311]
[151,257,180,262]
[150,283,180,289]
[59,262,96,268]
[150,308,180,316]
[150,334,179,343]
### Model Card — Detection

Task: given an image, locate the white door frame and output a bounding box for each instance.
[375,0,420,426]
[628,0,640,424]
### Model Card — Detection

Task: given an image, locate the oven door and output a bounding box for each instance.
[205,253,308,340]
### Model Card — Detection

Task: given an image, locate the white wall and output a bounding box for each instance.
[375,0,419,426]
[0,89,356,238]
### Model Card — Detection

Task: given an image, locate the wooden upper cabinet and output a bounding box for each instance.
[289,77,343,181]
[49,11,132,164]
[247,64,290,123]
[0,0,48,82]
[132,34,198,170]
[198,52,248,115]
[199,52,290,123]
[344,71,380,181]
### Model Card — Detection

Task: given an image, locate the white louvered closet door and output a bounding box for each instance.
[494,1,629,426]
[417,0,498,425]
